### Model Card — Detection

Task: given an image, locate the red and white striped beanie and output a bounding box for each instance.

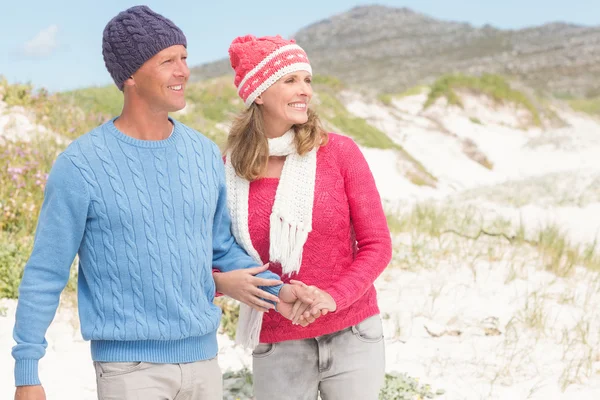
[228,35,312,107]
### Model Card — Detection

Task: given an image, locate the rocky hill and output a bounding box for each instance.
[191,5,600,97]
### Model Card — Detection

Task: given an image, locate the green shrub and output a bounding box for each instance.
[316,92,397,150]
[0,78,35,107]
[0,140,61,234]
[0,78,115,140]
[60,85,123,118]
[379,86,426,105]
[0,234,32,298]
[214,297,240,340]
[223,368,254,400]
[379,372,445,399]
[568,97,600,116]
[184,78,242,122]
[312,75,345,91]
[425,74,541,126]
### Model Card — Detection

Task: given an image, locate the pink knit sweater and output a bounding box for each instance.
[248,133,392,343]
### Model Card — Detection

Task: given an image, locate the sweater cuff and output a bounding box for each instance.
[261,282,283,299]
[15,359,40,386]
[261,283,283,311]
[326,287,348,312]
[256,270,283,305]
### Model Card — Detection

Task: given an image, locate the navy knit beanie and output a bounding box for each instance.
[102,5,187,90]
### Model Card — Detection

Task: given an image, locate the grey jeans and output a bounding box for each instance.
[252,314,385,400]
[93,357,222,400]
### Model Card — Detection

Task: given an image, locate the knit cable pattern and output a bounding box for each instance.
[74,139,126,340]
[176,137,204,329]
[154,148,190,337]
[118,142,170,339]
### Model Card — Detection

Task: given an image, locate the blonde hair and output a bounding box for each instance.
[226,103,328,181]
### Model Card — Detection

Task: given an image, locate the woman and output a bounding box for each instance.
[225,34,392,400]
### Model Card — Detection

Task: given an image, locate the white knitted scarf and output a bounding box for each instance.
[225,129,317,348]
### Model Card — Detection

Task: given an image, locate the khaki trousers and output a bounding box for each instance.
[94,357,222,400]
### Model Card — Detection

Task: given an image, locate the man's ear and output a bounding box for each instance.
[123,76,135,87]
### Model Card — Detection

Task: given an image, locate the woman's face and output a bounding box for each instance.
[255,70,313,137]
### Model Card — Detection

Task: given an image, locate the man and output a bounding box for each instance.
[13,6,315,400]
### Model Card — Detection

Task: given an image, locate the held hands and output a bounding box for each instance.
[277,280,337,327]
[277,283,315,326]
[212,264,336,327]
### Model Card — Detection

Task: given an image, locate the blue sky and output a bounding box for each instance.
[1,0,597,92]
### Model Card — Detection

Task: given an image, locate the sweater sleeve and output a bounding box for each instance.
[12,154,90,386]
[211,146,282,298]
[326,137,392,311]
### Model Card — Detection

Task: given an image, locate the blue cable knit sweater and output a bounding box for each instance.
[12,118,281,386]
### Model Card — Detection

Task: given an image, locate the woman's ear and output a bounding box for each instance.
[254,95,264,105]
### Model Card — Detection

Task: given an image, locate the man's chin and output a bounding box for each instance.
[168,102,187,113]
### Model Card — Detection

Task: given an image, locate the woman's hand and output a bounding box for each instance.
[289,280,336,324]
[213,264,282,312]
[277,283,321,326]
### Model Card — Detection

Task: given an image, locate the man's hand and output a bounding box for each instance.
[15,385,46,400]
[213,264,282,312]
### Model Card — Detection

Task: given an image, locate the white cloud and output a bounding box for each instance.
[23,25,59,57]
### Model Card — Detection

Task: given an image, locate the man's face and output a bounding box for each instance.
[126,45,190,112]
